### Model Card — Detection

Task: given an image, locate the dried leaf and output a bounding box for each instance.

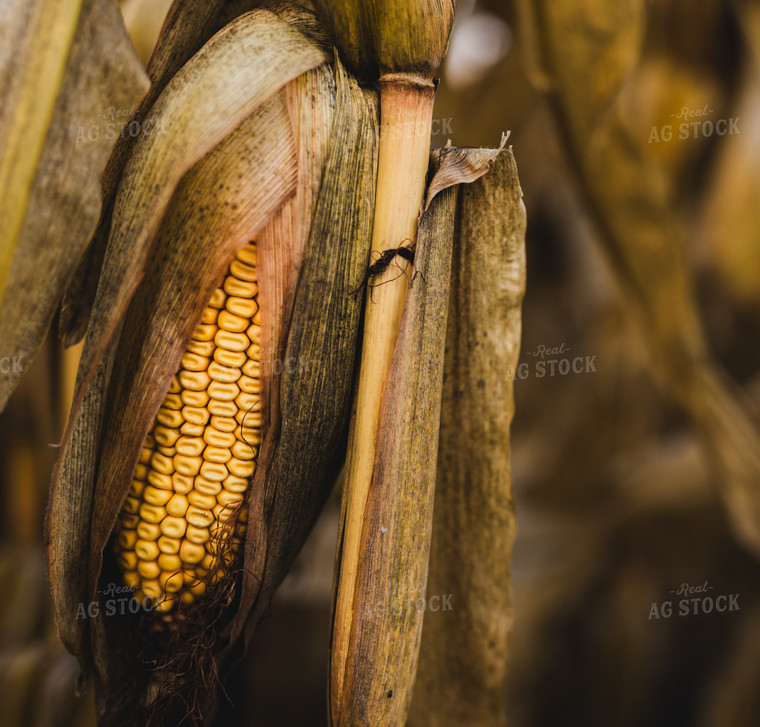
[408,149,526,727]
[0,0,149,412]
[329,175,458,727]
[71,8,329,422]
[423,131,509,210]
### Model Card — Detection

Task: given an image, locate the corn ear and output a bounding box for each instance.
[113,242,260,615]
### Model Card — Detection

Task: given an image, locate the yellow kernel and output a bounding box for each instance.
[181,352,209,372]
[119,552,138,571]
[235,392,260,413]
[242,356,261,383]
[232,440,255,460]
[181,389,210,408]
[138,561,161,580]
[217,310,248,333]
[194,476,222,497]
[139,503,166,524]
[120,513,140,529]
[160,516,187,539]
[188,491,217,510]
[204,427,235,448]
[135,540,160,561]
[171,473,194,494]
[185,525,210,545]
[210,416,237,433]
[128,479,145,498]
[238,508,249,523]
[213,347,247,368]
[166,493,189,518]
[123,571,141,589]
[208,288,226,309]
[180,421,204,436]
[153,426,180,447]
[208,362,241,384]
[208,381,240,402]
[225,296,257,319]
[186,506,214,528]
[214,329,249,352]
[178,370,211,392]
[208,399,237,418]
[236,409,262,427]
[218,490,244,509]
[150,451,174,475]
[153,596,176,613]
[156,407,183,428]
[175,436,205,457]
[143,486,173,506]
[201,554,214,571]
[157,536,180,555]
[147,470,173,490]
[134,463,148,481]
[222,475,249,494]
[246,324,261,345]
[253,310,260,325]
[181,406,210,426]
[139,446,153,465]
[230,259,257,282]
[213,503,236,523]
[141,580,162,599]
[158,554,182,571]
[236,427,262,445]
[136,521,161,541]
[200,461,228,482]
[236,243,256,266]
[227,457,255,479]
[158,571,182,593]
[163,393,182,410]
[122,496,140,515]
[202,445,231,464]
[201,307,218,325]
[238,375,259,394]
[174,454,202,477]
[167,378,181,395]
[118,529,137,549]
[157,445,176,457]
[192,323,218,342]
[180,540,206,565]
[223,276,257,298]
[186,339,215,357]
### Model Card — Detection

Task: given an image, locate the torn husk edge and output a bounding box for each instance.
[329,166,458,726]
[408,148,526,727]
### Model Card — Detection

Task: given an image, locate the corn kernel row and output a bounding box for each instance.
[114,242,261,613]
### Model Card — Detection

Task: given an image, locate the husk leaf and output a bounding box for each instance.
[0,0,148,412]
[408,148,526,727]
[70,8,329,424]
[329,169,458,726]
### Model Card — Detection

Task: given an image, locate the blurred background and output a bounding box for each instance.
[2,0,760,725]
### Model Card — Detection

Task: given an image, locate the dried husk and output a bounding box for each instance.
[70,8,329,422]
[0,0,148,412]
[521,0,760,558]
[408,149,526,727]
[329,167,459,726]
[60,1,327,345]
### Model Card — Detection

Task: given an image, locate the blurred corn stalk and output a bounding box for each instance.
[519,0,760,560]
[0,0,527,724]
